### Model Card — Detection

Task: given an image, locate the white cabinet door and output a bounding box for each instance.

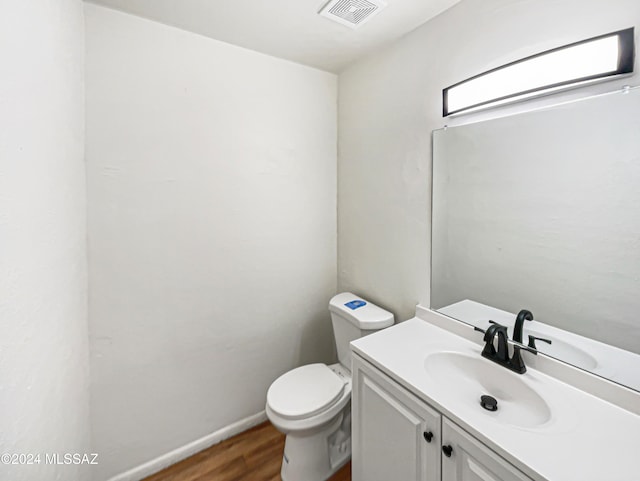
[352,355,441,481]
[441,418,534,481]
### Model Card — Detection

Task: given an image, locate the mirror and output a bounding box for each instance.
[431,87,640,392]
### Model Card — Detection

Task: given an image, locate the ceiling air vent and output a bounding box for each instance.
[318,0,387,29]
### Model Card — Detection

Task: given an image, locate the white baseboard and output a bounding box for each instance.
[107,411,268,481]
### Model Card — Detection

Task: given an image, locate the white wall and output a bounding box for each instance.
[0,1,90,481]
[85,4,337,479]
[338,0,640,322]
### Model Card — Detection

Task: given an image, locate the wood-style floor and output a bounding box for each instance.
[143,421,351,481]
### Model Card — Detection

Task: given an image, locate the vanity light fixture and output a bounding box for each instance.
[443,27,635,116]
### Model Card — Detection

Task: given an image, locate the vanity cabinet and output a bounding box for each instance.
[441,418,533,481]
[352,355,534,481]
[352,356,441,481]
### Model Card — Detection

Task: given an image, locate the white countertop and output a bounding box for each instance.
[351,317,640,481]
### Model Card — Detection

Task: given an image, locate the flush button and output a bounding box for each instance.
[344,300,366,310]
[480,395,498,412]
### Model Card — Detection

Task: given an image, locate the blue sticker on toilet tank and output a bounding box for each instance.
[345,300,366,310]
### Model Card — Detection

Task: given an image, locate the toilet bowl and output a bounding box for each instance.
[266,293,393,481]
[267,363,352,481]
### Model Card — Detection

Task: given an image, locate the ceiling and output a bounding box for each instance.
[86,0,460,73]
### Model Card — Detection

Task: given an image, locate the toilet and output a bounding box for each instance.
[266,292,394,481]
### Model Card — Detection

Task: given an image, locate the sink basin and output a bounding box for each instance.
[526,329,598,371]
[424,351,552,429]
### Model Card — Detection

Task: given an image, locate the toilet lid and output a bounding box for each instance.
[267,364,346,420]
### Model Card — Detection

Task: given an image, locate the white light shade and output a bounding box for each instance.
[444,28,635,116]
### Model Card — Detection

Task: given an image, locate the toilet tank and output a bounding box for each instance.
[329,292,394,372]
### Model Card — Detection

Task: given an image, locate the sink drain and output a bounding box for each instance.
[480,395,498,412]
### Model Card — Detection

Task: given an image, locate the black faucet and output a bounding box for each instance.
[478,315,539,374]
[513,309,533,343]
[510,309,534,373]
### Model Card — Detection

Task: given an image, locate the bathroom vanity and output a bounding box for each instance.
[350,307,640,481]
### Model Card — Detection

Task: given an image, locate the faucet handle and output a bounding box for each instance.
[528,335,552,352]
[482,322,506,341]
[480,323,499,357]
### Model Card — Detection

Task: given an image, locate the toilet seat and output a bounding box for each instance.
[267,364,345,420]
